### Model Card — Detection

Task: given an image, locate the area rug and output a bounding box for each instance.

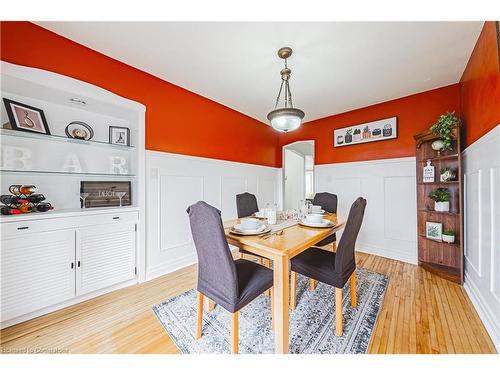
[152,267,388,354]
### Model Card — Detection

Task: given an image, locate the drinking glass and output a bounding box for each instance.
[115,191,127,207]
[80,193,90,209]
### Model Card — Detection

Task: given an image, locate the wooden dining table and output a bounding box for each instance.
[223,213,344,354]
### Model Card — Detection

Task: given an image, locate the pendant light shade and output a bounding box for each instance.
[267,47,305,132]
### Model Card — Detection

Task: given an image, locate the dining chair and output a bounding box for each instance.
[289,197,367,336]
[187,200,274,354]
[309,192,338,290]
[235,192,268,265]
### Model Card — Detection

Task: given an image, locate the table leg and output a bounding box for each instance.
[273,255,290,354]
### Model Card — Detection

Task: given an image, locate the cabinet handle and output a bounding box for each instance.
[17,226,29,230]
[77,261,81,267]
[71,262,74,269]
[112,216,120,220]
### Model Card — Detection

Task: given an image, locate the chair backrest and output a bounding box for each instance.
[334,197,367,282]
[187,201,238,303]
[313,192,338,214]
[236,192,259,218]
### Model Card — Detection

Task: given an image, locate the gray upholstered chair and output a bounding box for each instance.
[235,192,269,265]
[289,197,367,336]
[308,192,339,290]
[187,201,274,354]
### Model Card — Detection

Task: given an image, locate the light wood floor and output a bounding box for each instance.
[0,252,496,354]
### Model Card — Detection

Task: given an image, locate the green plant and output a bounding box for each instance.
[430,112,459,151]
[428,187,450,202]
[443,229,455,236]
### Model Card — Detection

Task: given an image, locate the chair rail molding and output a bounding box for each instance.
[146,150,280,280]
[462,124,500,352]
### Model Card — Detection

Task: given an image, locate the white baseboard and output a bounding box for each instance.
[358,241,418,265]
[146,253,197,281]
[464,272,500,353]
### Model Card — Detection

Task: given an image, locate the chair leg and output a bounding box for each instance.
[270,287,274,331]
[196,291,203,339]
[290,271,297,310]
[231,312,239,354]
[207,298,216,312]
[335,287,343,336]
[309,278,316,290]
[350,272,357,308]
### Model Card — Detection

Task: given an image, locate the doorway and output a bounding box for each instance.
[282,141,315,210]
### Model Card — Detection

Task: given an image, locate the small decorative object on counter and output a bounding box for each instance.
[65,121,94,141]
[440,167,456,182]
[423,160,435,183]
[442,229,455,244]
[362,126,371,139]
[428,187,451,212]
[353,128,362,142]
[0,184,54,215]
[383,123,393,137]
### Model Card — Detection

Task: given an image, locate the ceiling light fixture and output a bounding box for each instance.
[267,47,305,132]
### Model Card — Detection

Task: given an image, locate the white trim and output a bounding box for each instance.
[315,156,416,169]
[462,125,500,156]
[146,253,197,281]
[464,272,500,353]
[357,242,418,265]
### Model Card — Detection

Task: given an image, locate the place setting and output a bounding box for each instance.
[229,217,271,236]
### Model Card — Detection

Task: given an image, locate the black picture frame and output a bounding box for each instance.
[3,98,51,135]
[109,126,131,146]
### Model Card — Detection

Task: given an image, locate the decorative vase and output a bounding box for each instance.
[442,234,455,243]
[435,201,450,212]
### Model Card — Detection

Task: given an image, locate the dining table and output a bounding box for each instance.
[223,212,345,354]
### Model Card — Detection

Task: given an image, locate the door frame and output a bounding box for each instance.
[281,140,315,210]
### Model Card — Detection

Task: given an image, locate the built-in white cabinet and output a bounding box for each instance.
[76,222,136,296]
[0,209,139,327]
[1,230,76,322]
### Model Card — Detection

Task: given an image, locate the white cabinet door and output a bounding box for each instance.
[76,222,136,296]
[1,230,76,322]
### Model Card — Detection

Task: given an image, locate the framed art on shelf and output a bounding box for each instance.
[2,98,50,135]
[334,116,397,147]
[109,126,131,146]
[425,221,442,241]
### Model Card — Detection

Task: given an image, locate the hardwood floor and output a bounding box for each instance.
[0,252,496,354]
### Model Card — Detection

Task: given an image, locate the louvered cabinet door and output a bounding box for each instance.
[1,230,76,322]
[76,222,136,296]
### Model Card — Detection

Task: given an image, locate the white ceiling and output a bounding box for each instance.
[37,22,483,124]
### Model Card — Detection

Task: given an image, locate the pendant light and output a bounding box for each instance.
[267,47,305,132]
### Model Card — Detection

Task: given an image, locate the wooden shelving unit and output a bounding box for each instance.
[414,126,464,284]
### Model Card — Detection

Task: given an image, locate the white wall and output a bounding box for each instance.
[315,156,418,264]
[284,149,305,210]
[462,124,500,352]
[145,150,280,280]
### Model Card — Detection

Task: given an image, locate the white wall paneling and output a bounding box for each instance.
[462,125,500,352]
[146,151,280,280]
[315,157,417,264]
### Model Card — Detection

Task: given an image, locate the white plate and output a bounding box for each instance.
[299,218,335,228]
[310,209,325,214]
[230,224,271,235]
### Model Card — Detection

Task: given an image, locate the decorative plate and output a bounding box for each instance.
[299,219,335,228]
[229,224,271,236]
[65,121,94,141]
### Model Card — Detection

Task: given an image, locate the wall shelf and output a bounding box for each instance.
[0,128,135,150]
[0,169,136,177]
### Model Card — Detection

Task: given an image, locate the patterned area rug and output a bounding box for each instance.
[153,267,388,354]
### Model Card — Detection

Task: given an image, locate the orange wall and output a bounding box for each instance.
[278,84,461,166]
[0,22,279,167]
[460,21,500,147]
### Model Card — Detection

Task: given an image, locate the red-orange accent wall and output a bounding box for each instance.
[278,84,461,166]
[0,22,279,167]
[460,21,500,147]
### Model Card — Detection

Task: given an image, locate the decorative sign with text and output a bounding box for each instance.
[80,181,131,208]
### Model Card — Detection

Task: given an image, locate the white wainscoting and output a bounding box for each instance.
[315,157,418,264]
[462,125,500,352]
[146,151,280,280]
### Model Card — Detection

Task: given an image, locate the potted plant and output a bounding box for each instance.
[345,129,353,143]
[430,112,459,152]
[428,187,451,212]
[440,167,456,182]
[442,229,455,243]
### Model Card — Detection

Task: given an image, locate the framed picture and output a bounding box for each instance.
[333,116,397,147]
[426,221,442,241]
[3,98,50,135]
[109,126,130,146]
[80,181,131,208]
